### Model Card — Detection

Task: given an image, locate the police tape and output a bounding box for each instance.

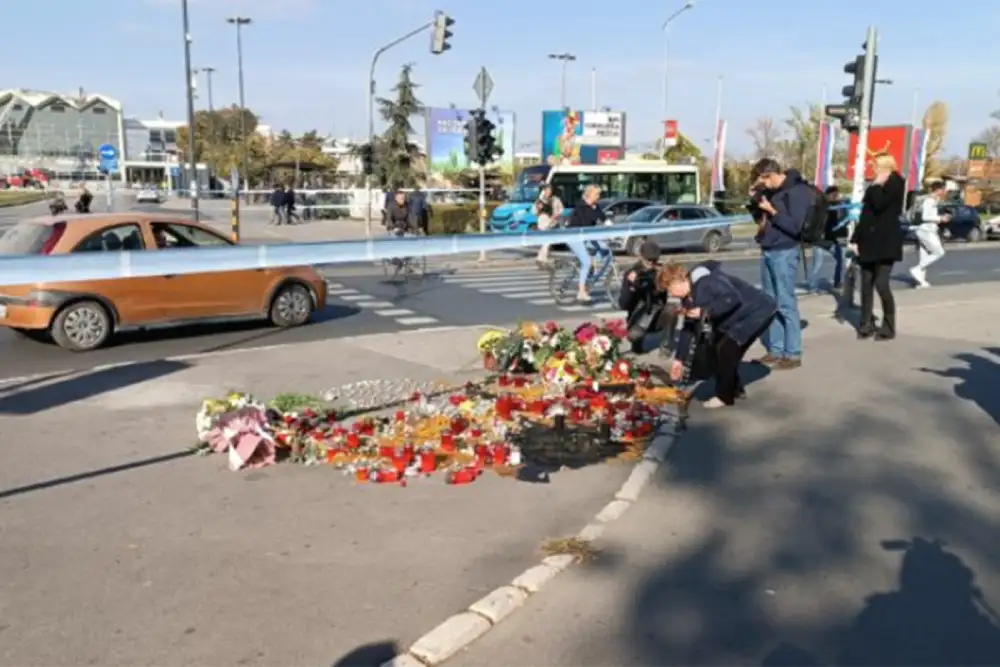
[0,215,752,287]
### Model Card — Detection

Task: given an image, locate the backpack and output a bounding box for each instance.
[798,183,828,245]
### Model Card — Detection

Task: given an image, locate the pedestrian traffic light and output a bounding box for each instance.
[430,10,454,55]
[825,41,877,133]
[358,143,374,176]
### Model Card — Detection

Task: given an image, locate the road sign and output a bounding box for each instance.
[98,143,119,174]
[473,67,493,107]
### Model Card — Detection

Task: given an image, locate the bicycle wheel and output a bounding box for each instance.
[601,259,622,306]
[548,258,579,306]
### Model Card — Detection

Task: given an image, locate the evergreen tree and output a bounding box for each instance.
[374,63,424,189]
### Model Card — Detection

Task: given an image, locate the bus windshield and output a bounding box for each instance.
[549,168,699,209]
[509,165,550,203]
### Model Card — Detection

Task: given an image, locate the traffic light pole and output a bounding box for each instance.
[848,26,878,228]
[478,165,487,262]
[365,21,433,238]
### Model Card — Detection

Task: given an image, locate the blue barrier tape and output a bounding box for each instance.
[0,215,750,287]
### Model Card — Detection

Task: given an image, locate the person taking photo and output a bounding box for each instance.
[534,184,564,267]
[618,240,669,354]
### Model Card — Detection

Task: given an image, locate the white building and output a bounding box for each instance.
[122,115,207,191]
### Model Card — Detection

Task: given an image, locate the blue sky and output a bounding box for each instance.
[5,0,998,157]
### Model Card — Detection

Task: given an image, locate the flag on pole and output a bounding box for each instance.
[814,121,836,190]
[710,118,727,192]
[907,128,929,191]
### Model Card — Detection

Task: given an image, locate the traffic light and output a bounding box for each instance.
[430,10,454,55]
[825,40,877,133]
[358,143,374,176]
[463,112,479,164]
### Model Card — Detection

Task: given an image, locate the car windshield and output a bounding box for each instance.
[626,206,665,223]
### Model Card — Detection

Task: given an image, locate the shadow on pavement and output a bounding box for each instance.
[0,449,194,501]
[0,359,188,415]
[330,640,399,667]
[624,346,1000,665]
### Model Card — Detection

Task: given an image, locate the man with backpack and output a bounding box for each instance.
[748,158,824,370]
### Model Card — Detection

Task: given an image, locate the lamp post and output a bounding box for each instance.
[227,16,251,193]
[547,53,576,109]
[662,1,696,121]
[198,66,216,111]
[181,0,199,221]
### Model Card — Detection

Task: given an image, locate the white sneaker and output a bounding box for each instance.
[702,397,727,409]
[909,267,930,288]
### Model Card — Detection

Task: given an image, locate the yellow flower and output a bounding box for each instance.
[519,321,540,339]
[477,330,507,352]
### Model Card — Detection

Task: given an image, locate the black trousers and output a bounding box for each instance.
[713,316,774,405]
[859,261,895,334]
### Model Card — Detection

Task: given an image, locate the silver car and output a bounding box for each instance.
[619,204,733,254]
[136,187,165,204]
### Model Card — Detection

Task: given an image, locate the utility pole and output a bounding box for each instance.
[181,0,199,222]
[547,53,576,109]
[227,16,252,194]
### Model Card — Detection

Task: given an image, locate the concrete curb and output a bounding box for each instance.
[380,416,681,667]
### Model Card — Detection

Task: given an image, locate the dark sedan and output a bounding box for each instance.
[615,204,734,254]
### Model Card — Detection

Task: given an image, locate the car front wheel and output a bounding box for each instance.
[967,226,983,243]
[269,283,314,327]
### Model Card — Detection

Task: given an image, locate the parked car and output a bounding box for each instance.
[135,186,166,204]
[0,213,327,351]
[614,204,733,254]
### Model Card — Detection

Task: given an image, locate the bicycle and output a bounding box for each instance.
[382,227,427,282]
[547,242,621,306]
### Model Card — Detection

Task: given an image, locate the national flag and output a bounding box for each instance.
[814,121,836,190]
[710,119,727,192]
[907,128,929,191]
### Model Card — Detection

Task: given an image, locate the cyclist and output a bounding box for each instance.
[564,184,609,303]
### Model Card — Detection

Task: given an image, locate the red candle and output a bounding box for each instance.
[373,468,402,483]
[419,450,436,474]
[440,430,455,452]
[449,416,467,434]
[446,467,480,485]
[394,410,406,422]
[495,395,513,420]
[492,444,508,466]
[512,376,526,388]
[354,467,368,482]
[498,374,510,387]
[469,428,482,439]
[390,455,409,473]
[474,444,490,467]
[361,421,375,436]
[378,445,395,458]
[346,433,361,449]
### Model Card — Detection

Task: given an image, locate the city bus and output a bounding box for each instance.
[489,162,701,233]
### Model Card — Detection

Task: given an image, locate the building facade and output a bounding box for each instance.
[0,88,126,183]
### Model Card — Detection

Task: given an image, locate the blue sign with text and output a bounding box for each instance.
[98,143,119,174]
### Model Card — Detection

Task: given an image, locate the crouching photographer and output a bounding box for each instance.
[618,240,671,354]
[658,260,777,409]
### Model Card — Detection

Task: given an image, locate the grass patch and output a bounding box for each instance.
[0,190,50,208]
[540,536,600,563]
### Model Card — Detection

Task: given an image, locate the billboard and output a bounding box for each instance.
[846,125,913,182]
[541,110,626,165]
[424,107,514,174]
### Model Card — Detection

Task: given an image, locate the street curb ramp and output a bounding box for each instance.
[380,412,682,667]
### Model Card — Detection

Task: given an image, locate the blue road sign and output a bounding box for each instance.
[98,143,119,174]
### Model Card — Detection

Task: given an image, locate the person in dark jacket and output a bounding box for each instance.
[618,240,668,354]
[384,189,410,234]
[658,260,777,408]
[749,158,810,370]
[282,184,300,224]
[407,187,430,235]
[850,153,905,340]
[805,185,848,293]
[74,184,93,214]
[269,185,285,225]
[564,184,609,302]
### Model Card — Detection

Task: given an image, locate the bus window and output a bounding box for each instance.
[632,173,665,200]
[667,172,698,203]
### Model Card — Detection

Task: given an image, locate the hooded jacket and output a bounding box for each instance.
[755,169,811,251]
[675,260,777,361]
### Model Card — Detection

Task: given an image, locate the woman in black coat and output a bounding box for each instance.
[849,154,905,340]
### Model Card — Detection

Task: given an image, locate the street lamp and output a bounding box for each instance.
[547,53,576,109]
[197,66,217,111]
[181,0,199,221]
[662,0,696,120]
[227,15,251,192]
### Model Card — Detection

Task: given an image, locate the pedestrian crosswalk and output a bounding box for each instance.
[439,264,623,314]
[324,280,440,327]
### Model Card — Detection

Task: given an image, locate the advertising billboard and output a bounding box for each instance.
[424,107,514,175]
[541,110,626,165]
[846,125,913,182]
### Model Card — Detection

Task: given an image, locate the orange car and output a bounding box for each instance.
[0,213,328,351]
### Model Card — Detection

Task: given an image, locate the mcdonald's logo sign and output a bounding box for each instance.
[968,142,988,160]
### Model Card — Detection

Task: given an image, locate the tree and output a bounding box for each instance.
[921,101,948,178]
[973,126,1000,159]
[663,132,702,163]
[373,63,425,189]
[780,104,823,174]
[177,105,270,183]
[746,117,782,159]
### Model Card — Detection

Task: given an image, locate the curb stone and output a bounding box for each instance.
[380,417,680,667]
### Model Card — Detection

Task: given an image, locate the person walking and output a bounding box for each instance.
[269,184,285,225]
[806,185,848,293]
[850,153,905,340]
[283,183,300,224]
[909,179,950,288]
[534,183,564,267]
[407,186,430,235]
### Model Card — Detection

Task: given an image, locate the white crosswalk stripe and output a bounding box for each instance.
[440,265,622,314]
[323,281,439,328]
